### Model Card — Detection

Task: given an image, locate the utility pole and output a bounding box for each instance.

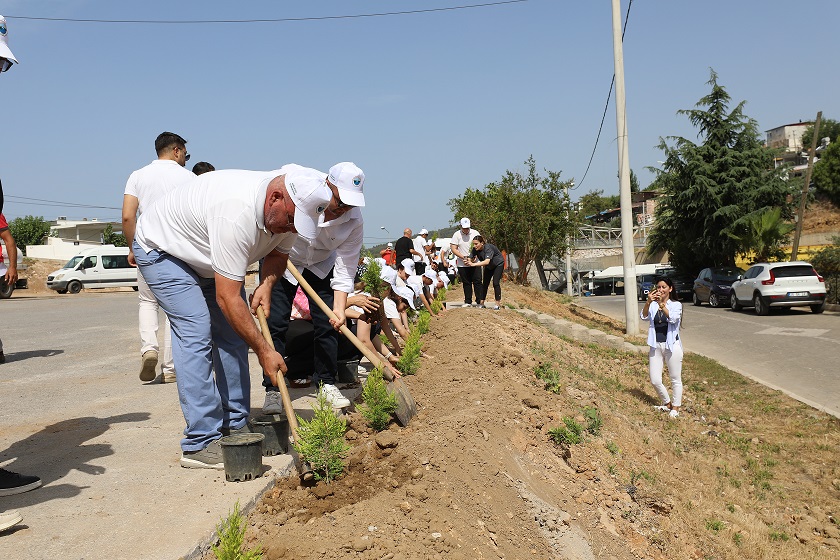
[611,0,639,336]
[565,182,574,296]
[790,111,821,261]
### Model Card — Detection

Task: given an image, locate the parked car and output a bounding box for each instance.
[636,274,656,301]
[46,245,137,294]
[730,261,826,315]
[692,267,743,308]
[668,274,695,301]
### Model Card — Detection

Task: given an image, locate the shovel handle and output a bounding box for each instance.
[285,261,396,380]
[256,307,301,435]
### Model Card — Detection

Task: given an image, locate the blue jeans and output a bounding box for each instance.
[133,241,250,451]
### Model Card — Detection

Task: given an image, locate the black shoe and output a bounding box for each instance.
[0,468,42,496]
[0,352,5,364]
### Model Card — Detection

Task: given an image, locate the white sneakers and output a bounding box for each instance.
[669,409,680,419]
[263,391,284,415]
[0,510,23,532]
[654,405,671,412]
[320,383,350,408]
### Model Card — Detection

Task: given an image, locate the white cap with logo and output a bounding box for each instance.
[0,15,19,72]
[460,217,471,229]
[327,162,366,207]
[282,171,333,240]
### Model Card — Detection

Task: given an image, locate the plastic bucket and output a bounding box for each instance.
[249,415,289,457]
[337,359,360,384]
[219,433,264,482]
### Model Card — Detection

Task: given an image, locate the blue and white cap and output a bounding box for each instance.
[0,15,19,72]
[327,162,365,207]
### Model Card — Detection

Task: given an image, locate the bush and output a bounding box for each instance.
[8,215,51,256]
[811,236,840,304]
[417,310,431,335]
[584,406,602,436]
[396,329,423,375]
[533,362,562,394]
[357,366,398,431]
[548,417,584,445]
[293,386,351,483]
[212,502,262,560]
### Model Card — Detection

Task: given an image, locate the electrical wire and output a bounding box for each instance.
[6,1,528,24]
[5,195,121,210]
[574,0,632,191]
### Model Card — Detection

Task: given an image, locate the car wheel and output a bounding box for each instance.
[811,302,826,314]
[67,280,83,294]
[731,294,743,311]
[709,293,720,308]
[0,280,13,299]
[692,292,701,306]
[754,293,769,316]
[132,286,139,292]
[56,289,68,294]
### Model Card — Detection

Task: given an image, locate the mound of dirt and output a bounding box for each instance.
[223,283,839,560]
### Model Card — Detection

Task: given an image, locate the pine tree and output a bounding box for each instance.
[647,70,795,273]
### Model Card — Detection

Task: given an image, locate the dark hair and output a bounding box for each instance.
[155,132,187,156]
[654,276,676,300]
[473,235,485,243]
[191,161,215,175]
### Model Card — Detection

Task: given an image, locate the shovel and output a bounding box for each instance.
[256,307,315,483]
[285,261,418,426]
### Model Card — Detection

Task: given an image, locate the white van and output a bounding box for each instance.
[47,245,138,294]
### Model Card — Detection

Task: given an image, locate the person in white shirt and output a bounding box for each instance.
[122,132,196,384]
[261,162,365,414]
[132,167,332,470]
[412,228,430,274]
[450,217,481,306]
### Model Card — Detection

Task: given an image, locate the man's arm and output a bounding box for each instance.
[215,273,287,386]
[0,228,18,286]
[250,250,288,317]
[122,195,139,266]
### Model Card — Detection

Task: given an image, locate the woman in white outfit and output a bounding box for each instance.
[640,276,683,418]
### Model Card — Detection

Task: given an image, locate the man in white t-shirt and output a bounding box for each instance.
[133,168,331,470]
[450,217,482,306]
[262,162,365,413]
[412,228,430,275]
[122,132,195,384]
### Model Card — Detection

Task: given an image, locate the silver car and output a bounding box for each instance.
[730,261,827,315]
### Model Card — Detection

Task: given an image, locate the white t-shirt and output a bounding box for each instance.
[135,169,296,281]
[413,235,428,264]
[124,159,195,215]
[450,228,480,267]
[383,296,400,320]
[406,274,425,299]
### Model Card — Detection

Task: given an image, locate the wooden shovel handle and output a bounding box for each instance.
[285,261,396,380]
[256,307,301,435]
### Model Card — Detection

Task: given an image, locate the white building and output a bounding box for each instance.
[26,217,122,260]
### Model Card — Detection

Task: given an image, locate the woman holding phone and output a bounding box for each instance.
[641,276,684,418]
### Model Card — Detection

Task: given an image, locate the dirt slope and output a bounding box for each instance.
[223,284,839,560]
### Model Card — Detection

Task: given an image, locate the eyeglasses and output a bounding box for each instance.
[184,153,190,162]
[326,180,351,211]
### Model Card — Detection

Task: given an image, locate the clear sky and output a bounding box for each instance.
[1,0,837,247]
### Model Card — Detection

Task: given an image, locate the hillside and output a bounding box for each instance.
[213,284,839,560]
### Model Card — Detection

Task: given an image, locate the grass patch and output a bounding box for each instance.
[549,417,584,445]
[705,519,725,532]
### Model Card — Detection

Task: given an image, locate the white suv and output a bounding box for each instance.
[730,261,827,315]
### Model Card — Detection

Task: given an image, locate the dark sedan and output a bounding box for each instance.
[692,267,743,307]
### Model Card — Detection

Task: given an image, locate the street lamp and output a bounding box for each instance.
[380,226,390,235]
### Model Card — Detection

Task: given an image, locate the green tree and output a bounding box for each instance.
[725,207,794,263]
[812,140,840,206]
[630,169,640,193]
[8,215,51,255]
[646,70,794,274]
[102,224,128,247]
[577,189,620,220]
[811,236,840,304]
[801,118,840,150]
[448,156,577,283]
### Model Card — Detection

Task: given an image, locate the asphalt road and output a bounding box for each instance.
[576,295,840,417]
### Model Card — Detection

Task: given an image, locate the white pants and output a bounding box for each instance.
[649,342,683,407]
[137,267,174,375]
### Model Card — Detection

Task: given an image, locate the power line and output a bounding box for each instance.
[5,195,121,210]
[574,0,633,191]
[7,1,528,24]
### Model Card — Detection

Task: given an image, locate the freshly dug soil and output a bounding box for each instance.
[218,283,839,560]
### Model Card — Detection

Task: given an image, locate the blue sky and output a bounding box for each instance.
[1,0,838,247]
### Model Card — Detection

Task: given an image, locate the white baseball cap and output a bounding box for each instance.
[393,286,417,310]
[387,242,393,248]
[400,258,415,274]
[419,228,428,235]
[0,16,19,72]
[460,217,471,229]
[282,171,333,240]
[327,162,366,207]
[422,269,437,282]
[379,265,397,287]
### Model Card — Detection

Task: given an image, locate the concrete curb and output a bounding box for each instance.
[513,308,647,354]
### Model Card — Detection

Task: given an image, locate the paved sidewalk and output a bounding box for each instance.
[0,292,361,560]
